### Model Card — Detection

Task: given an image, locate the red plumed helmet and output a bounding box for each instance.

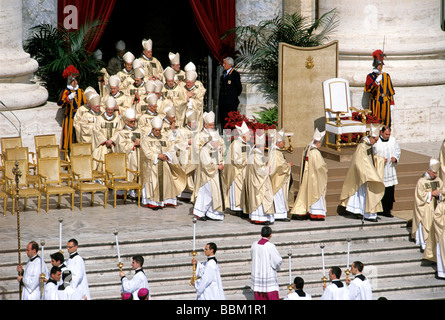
[372,50,385,61]
[62,65,79,79]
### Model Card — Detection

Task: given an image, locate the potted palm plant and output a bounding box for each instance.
[24,20,105,101]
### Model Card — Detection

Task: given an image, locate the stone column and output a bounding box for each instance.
[0,0,48,111]
[319,0,445,143]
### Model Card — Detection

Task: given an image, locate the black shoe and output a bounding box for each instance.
[379,212,394,218]
[278,218,291,222]
[195,215,207,221]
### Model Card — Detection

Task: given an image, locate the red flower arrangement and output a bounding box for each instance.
[223,111,276,132]
[223,111,277,145]
[340,111,381,143]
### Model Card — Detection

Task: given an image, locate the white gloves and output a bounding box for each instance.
[375,74,383,85]
[68,92,76,101]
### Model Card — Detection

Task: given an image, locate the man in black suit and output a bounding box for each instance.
[218,57,242,129]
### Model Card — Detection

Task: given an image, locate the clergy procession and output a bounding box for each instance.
[6,37,445,302]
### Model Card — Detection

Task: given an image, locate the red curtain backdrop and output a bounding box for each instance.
[188,0,236,63]
[57,0,116,52]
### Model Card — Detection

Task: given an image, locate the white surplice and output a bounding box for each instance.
[348,274,373,300]
[250,238,282,293]
[320,280,349,300]
[21,255,49,300]
[121,268,150,300]
[65,252,90,300]
[195,257,225,300]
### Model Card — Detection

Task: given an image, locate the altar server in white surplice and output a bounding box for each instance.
[120,255,150,300]
[43,266,62,300]
[250,226,282,300]
[345,261,373,300]
[373,125,401,217]
[192,130,225,221]
[192,242,225,300]
[320,266,349,300]
[65,238,90,300]
[17,241,49,300]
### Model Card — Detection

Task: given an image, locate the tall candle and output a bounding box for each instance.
[58,218,63,251]
[40,240,45,272]
[288,251,292,284]
[320,243,326,276]
[114,230,121,262]
[347,237,351,269]
[193,217,197,251]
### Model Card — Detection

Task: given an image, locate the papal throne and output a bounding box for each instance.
[323,78,371,151]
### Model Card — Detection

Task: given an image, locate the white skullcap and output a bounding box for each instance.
[123,51,135,63]
[184,62,196,72]
[133,67,145,79]
[235,121,250,136]
[163,67,176,81]
[151,116,163,129]
[124,108,136,120]
[144,93,158,106]
[369,123,380,138]
[203,111,215,124]
[108,75,120,87]
[105,97,117,109]
[168,52,180,65]
[429,157,441,173]
[185,70,197,82]
[145,80,157,92]
[115,40,126,51]
[142,39,153,51]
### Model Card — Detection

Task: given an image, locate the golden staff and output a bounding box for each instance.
[190,217,197,286]
[40,239,46,300]
[12,161,22,299]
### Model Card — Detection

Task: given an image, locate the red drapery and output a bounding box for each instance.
[57,0,116,52]
[188,0,236,64]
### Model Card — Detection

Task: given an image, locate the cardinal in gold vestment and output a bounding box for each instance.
[340,124,385,222]
[140,116,186,209]
[291,129,328,220]
[412,158,444,253]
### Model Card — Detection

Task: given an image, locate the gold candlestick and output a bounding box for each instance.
[345,269,351,285]
[13,161,22,299]
[322,275,328,287]
[190,250,197,286]
[117,261,123,272]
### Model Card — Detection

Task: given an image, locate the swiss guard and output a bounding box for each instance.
[364,50,395,127]
[57,65,86,152]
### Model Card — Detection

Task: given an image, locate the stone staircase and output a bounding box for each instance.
[1,214,445,300]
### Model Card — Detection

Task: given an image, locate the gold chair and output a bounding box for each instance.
[37,157,75,212]
[5,147,38,182]
[323,78,371,151]
[1,136,28,172]
[4,160,41,214]
[104,153,141,208]
[70,143,93,157]
[0,178,7,216]
[37,145,71,180]
[34,134,57,150]
[70,155,108,210]
[70,143,104,179]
